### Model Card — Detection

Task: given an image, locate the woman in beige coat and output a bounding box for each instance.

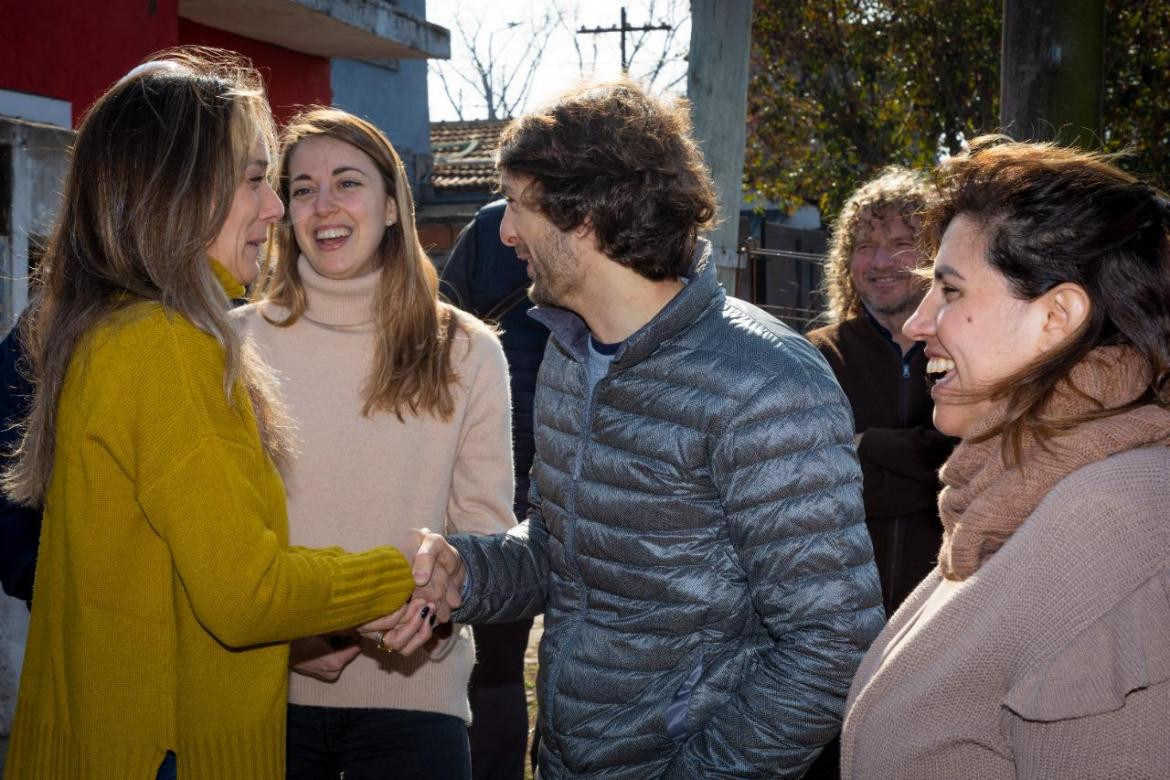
[841,137,1170,779]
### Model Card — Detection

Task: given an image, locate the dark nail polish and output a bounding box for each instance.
[420,605,431,619]
[429,613,437,627]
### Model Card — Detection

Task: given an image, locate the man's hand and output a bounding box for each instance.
[410,527,466,622]
[290,634,362,682]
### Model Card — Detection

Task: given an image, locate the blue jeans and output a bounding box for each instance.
[287,705,470,780]
[156,751,176,780]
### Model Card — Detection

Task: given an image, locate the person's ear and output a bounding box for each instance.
[385,197,399,227]
[574,215,593,241]
[1039,282,1090,346]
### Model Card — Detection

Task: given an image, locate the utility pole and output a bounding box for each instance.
[1001,0,1105,146]
[687,0,752,293]
[578,6,672,73]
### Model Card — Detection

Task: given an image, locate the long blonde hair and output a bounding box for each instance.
[258,107,461,421]
[3,47,290,506]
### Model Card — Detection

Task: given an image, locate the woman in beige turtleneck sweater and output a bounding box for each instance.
[234,108,514,779]
[840,137,1170,778]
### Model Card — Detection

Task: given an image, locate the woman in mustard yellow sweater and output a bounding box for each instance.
[2,49,427,779]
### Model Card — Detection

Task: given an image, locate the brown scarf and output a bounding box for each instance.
[938,346,1170,580]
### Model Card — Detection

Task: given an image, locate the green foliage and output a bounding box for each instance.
[1102,3,1170,184]
[747,0,1170,219]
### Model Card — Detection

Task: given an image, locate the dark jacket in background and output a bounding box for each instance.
[807,314,955,615]
[451,247,884,778]
[441,200,549,520]
[0,315,39,607]
[440,200,549,780]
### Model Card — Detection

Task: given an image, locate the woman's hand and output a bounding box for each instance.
[289,634,362,682]
[357,596,437,656]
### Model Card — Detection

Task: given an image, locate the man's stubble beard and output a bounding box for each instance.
[528,229,583,308]
[862,278,928,320]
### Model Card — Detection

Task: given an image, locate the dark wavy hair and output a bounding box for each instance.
[923,135,1170,455]
[496,80,717,280]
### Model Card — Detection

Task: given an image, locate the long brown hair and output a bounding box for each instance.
[258,107,461,420]
[3,47,290,506]
[923,135,1170,457]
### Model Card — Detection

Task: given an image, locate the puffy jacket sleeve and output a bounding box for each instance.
[668,349,885,778]
[447,451,551,623]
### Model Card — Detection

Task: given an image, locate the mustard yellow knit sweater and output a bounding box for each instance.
[5,285,415,778]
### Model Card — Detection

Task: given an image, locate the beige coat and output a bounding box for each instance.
[841,446,1170,779]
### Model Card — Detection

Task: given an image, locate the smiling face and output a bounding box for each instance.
[850,210,927,321]
[287,135,397,280]
[206,139,285,285]
[498,170,584,308]
[902,214,1053,438]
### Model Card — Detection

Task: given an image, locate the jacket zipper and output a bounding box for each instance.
[887,353,914,613]
[547,360,603,755]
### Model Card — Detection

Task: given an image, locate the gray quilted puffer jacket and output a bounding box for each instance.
[450,248,884,778]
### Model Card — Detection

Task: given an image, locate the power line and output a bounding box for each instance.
[577,6,672,73]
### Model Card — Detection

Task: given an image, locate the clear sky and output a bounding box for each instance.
[426,0,690,122]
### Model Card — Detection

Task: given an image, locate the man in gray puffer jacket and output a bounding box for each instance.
[408,80,884,778]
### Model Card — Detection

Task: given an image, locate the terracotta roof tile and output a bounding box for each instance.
[429,119,511,192]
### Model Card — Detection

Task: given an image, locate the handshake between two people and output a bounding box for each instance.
[291,528,467,682]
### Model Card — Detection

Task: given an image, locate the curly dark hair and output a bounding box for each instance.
[496,80,717,280]
[823,166,932,322]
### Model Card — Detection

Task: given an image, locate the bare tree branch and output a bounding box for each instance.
[431,62,467,121]
[432,4,556,121]
[431,0,688,120]
[632,0,688,92]
[554,2,591,74]
[497,12,555,117]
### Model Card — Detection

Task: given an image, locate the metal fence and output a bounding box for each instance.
[738,225,828,333]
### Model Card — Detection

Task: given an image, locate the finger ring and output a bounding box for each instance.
[376,630,395,654]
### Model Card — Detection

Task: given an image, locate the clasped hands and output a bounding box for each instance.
[291,528,466,681]
[357,527,467,653]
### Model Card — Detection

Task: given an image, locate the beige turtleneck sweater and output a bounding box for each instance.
[232,257,515,722]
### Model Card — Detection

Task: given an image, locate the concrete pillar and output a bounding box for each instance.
[686,0,753,292]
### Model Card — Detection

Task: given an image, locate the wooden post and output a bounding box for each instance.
[687,0,752,292]
[1000,0,1105,146]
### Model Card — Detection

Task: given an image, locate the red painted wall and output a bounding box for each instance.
[178,20,331,124]
[0,3,331,128]
[0,0,179,125]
